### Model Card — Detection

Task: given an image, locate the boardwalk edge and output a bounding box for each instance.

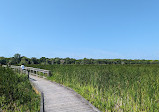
[46,79,101,112]
[30,78,44,112]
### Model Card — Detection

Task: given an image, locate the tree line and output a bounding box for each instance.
[0,53,159,65]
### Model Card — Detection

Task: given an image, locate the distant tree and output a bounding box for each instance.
[93,59,100,64]
[46,58,51,65]
[0,57,7,65]
[9,57,16,65]
[1,53,159,65]
[50,58,55,65]
[60,60,65,64]
[65,57,71,64]
[75,60,80,64]
[81,58,91,64]
[89,58,95,64]
[39,57,46,64]
[54,57,60,64]
[30,57,39,64]
[20,56,29,65]
[14,53,21,64]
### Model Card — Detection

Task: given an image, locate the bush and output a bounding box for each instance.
[0,67,40,112]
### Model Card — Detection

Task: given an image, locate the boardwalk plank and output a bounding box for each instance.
[29,75,100,112]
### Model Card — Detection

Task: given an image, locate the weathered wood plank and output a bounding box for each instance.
[30,75,101,112]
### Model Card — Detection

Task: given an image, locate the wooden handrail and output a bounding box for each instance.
[2,65,52,77]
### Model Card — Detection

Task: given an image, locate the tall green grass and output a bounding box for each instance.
[30,64,159,111]
[0,67,40,112]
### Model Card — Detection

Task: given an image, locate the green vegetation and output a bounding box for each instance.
[1,53,159,65]
[0,67,40,112]
[30,64,159,112]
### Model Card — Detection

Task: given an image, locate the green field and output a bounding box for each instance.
[29,64,159,112]
[0,67,40,112]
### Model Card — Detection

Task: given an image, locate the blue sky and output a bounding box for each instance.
[0,0,159,59]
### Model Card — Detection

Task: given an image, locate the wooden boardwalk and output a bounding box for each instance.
[29,75,100,112]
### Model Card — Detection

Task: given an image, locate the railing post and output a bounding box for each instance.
[18,67,20,74]
[48,71,52,77]
[27,70,30,79]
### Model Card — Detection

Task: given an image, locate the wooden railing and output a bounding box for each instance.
[2,65,52,77]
